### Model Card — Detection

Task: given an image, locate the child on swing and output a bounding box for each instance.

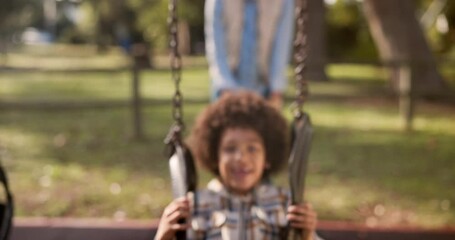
[155,91,321,240]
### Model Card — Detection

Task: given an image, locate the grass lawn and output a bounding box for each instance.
[0,47,454,228]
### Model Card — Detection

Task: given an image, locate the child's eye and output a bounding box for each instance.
[222,145,237,153]
[247,145,259,153]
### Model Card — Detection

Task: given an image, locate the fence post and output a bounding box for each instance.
[398,64,414,132]
[129,42,151,141]
[131,64,144,140]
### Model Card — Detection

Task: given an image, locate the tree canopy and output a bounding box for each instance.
[2,0,454,59]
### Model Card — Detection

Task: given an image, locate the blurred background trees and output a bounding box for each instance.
[2,0,454,58]
[363,0,445,92]
[0,0,41,57]
[1,0,454,85]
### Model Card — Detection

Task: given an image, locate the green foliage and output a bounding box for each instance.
[66,2,98,43]
[325,0,455,60]
[130,0,168,49]
[129,0,204,51]
[440,1,455,53]
[326,0,378,60]
[327,0,360,28]
[0,0,41,35]
[70,0,204,52]
[416,0,455,55]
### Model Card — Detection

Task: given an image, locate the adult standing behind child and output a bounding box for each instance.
[205,0,295,109]
[155,91,322,240]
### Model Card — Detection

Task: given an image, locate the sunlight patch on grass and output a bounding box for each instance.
[142,69,210,100]
[5,45,130,70]
[0,69,211,101]
[0,72,131,100]
[327,64,388,82]
[307,82,382,96]
[414,116,455,136]
[306,103,400,132]
[6,53,130,70]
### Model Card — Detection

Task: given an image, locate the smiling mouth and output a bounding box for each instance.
[231,169,252,177]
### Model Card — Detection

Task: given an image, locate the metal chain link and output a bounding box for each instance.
[292,0,309,120]
[168,0,184,139]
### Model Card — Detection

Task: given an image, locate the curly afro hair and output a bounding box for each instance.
[188,91,289,177]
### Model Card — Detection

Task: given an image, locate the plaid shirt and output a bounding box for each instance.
[187,179,323,240]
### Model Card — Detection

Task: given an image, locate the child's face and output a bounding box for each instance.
[218,127,266,195]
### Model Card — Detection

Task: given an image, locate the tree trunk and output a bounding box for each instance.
[306,0,328,81]
[362,0,446,93]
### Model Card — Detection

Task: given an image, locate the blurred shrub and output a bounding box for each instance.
[326,0,378,61]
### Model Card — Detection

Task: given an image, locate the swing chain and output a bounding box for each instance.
[168,0,184,138]
[292,0,309,120]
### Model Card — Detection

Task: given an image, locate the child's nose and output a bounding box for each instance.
[234,149,246,161]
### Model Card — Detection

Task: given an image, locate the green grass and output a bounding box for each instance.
[2,44,130,70]
[1,96,454,227]
[0,70,209,101]
[1,47,455,228]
